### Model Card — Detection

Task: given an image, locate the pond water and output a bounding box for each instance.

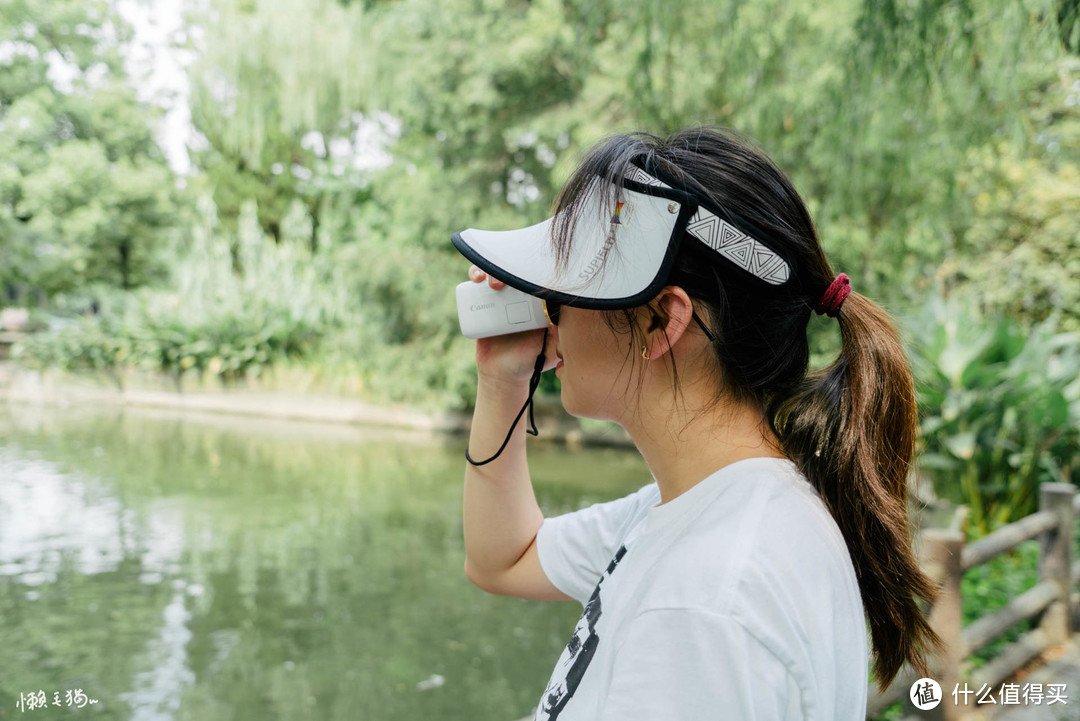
[0,401,656,721]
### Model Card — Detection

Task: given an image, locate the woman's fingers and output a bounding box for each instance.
[468,264,505,289]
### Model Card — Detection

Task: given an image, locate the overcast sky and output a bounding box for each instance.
[117,0,195,175]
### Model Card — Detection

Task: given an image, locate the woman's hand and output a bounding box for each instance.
[468,265,558,385]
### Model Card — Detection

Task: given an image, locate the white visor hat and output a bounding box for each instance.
[451,162,792,310]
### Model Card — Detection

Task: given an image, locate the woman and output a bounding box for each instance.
[455,127,942,720]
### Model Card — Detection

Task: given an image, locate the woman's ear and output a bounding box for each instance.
[643,287,694,360]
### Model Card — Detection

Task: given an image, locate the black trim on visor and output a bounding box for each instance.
[451,196,698,312]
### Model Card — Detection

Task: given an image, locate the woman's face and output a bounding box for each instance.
[553,306,640,423]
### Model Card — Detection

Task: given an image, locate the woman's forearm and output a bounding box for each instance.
[462,373,545,583]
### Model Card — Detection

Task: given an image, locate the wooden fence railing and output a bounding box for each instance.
[867,482,1079,719]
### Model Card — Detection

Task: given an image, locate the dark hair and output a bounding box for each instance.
[551,127,943,692]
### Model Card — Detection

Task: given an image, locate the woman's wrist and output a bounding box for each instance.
[476,369,532,397]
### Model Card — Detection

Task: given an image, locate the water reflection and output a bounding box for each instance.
[119,591,195,720]
[0,402,652,720]
[0,452,185,583]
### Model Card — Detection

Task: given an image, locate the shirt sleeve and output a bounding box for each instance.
[535,482,660,606]
[598,607,804,721]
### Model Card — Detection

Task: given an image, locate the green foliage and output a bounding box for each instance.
[0,0,179,296]
[795,2,1074,310]
[14,314,128,374]
[960,540,1040,670]
[6,0,1080,421]
[353,0,1080,358]
[186,0,379,252]
[308,213,484,411]
[950,131,1080,332]
[13,200,327,385]
[904,292,1080,535]
[6,4,1080,716]
[13,293,322,386]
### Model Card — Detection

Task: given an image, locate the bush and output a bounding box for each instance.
[13,200,329,386]
[902,292,1080,536]
[12,293,322,386]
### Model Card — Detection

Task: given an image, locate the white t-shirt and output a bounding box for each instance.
[531,456,869,721]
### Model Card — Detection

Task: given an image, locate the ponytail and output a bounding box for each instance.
[767,291,946,692]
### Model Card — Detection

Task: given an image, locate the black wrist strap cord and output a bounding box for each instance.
[466,327,549,466]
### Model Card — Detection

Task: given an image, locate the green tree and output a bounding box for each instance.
[0,0,178,298]
[185,0,378,258]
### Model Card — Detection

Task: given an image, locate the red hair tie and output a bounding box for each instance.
[815,273,851,318]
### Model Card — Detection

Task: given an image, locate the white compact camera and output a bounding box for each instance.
[455,281,549,339]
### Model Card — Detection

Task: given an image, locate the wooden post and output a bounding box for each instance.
[917,529,966,721]
[1038,482,1076,645]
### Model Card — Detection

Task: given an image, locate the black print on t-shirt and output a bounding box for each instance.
[534,544,628,721]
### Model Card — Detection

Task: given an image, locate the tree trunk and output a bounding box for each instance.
[119,239,132,290]
[309,202,321,254]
